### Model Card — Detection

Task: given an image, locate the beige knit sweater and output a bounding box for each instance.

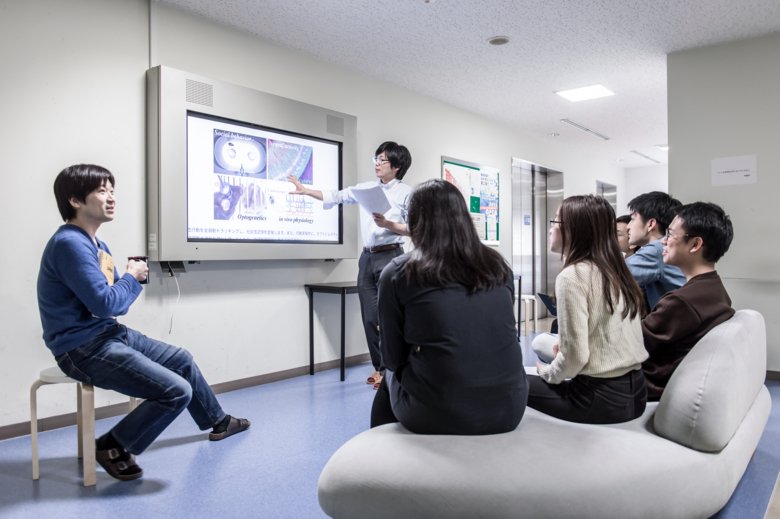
[537,261,648,384]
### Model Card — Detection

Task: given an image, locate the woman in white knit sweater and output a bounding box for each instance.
[528,195,648,424]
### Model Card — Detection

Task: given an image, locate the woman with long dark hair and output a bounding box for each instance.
[528,195,648,424]
[370,179,527,434]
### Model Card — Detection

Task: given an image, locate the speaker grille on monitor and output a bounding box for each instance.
[326,114,345,136]
[186,79,214,107]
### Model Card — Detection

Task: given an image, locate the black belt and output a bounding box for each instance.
[363,243,402,254]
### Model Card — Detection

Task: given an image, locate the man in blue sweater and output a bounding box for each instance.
[626,191,687,311]
[37,164,249,481]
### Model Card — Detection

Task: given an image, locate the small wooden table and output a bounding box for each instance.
[305,282,359,381]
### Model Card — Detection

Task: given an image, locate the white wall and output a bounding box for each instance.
[622,164,669,214]
[0,0,627,428]
[668,33,780,369]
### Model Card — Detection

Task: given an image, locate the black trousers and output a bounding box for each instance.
[357,248,403,371]
[527,369,647,424]
[370,375,528,435]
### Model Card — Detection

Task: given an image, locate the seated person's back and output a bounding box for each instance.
[371,179,527,435]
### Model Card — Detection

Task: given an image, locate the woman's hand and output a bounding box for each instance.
[536,342,560,374]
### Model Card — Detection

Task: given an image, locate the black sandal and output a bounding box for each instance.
[95,444,143,481]
[209,416,251,441]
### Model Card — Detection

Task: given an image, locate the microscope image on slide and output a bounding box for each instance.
[213,175,243,220]
[213,130,267,178]
[239,180,269,217]
[267,139,313,184]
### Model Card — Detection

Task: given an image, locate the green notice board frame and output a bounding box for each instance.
[441,156,500,245]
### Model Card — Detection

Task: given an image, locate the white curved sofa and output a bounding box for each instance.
[318,309,771,519]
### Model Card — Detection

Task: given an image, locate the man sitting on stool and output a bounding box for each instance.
[37,164,250,481]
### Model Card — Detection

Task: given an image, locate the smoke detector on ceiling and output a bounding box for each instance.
[487,36,510,46]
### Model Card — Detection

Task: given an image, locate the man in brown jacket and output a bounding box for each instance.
[641,202,735,400]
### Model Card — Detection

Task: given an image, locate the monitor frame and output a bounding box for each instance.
[146,65,358,261]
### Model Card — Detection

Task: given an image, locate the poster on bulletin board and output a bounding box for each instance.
[441,156,500,245]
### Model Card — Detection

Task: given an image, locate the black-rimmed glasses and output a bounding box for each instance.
[664,228,690,240]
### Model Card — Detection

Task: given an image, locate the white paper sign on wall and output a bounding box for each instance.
[711,154,757,186]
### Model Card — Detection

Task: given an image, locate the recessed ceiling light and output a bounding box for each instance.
[655,144,669,151]
[555,84,614,102]
[487,36,510,46]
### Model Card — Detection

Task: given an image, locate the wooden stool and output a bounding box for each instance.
[30,366,139,486]
[519,294,538,335]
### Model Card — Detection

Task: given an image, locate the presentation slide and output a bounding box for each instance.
[187,112,342,244]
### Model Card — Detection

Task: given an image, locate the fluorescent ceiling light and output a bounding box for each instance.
[555,84,614,102]
[560,118,610,140]
[630,150,661,164]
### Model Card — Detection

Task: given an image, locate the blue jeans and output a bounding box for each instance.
[55,324,226,454]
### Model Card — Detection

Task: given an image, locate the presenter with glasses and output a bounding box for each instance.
[289,141,412,389]
[37,164,250,482]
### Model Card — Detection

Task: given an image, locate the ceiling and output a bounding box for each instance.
[158,0,780,168]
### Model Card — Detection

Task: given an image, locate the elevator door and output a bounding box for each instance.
[511,159,564,317]
[596,180,618,214]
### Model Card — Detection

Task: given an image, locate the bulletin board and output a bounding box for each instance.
[441,156,500,245]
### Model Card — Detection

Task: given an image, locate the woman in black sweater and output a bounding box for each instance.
[370,179,527,435]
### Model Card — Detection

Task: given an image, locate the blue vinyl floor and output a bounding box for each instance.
[1,340,778,518]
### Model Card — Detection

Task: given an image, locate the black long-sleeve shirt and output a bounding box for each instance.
[377,255,527,434]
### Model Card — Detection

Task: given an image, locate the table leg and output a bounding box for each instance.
[308,288,314,375]
[340,290,346,381]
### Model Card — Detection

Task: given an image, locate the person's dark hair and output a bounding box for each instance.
[675,202,733,263]
[559,195,645,319]
[404,179,511,292]
[616,214,631,225]
[627,191,682,234]
[53,164,115,221]
[375,141,412,180]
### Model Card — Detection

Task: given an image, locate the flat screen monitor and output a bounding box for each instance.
[186,111,342,244]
